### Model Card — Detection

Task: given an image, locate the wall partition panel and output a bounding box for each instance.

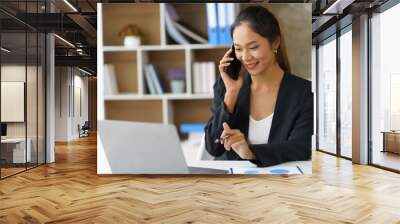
[0,1,47,179]
[339,27,353,158]
[27,31,38,169]
[1,31,28,178]
[38,32,46,165]
[317,35,337,154]
[370,3,400,171]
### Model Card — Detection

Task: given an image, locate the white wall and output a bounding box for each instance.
[55,67,89,141]
[1,65,38,138]
[1,66,26,138]
[55,66,69,141]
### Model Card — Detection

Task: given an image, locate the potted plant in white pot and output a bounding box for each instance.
[118,24,141,47]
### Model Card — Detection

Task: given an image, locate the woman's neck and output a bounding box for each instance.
[251,63,284,91]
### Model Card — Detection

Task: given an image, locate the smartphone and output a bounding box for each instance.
[224,45,242,80]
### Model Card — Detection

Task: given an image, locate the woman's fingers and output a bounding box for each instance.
[220,129,226,144]
[231,140,249,158]
[222,129,239,137]
[224,133,243,150]
[220,57,234,64]
[223,47,232,58]
[219,62,231,68]
[218,58,234,75]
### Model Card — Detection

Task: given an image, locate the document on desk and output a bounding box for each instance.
[229,166,303,175]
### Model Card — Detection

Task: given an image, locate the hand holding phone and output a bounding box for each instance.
[218,46,244,113]
[218,45,244,94]
[223,45,242,80]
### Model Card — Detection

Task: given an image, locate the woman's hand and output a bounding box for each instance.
[219,48,244,113]
[220,122,255,160]
[218,47,244,93]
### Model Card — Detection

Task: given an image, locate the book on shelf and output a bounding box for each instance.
[192,61,216,94]
[217,3,229,44]
[144,64,165,95]
[193,63,201,94]
[165,4,207,44]
[172,21,207,44]
[206,3,237,45]
[206,3,219,44]
[225,3,235,44]
[103,64,119,95]
[147,64,164,94]
[207,61,216,94]
[143,64,157,94]
[200,62,208,94]
[165,4,190,45]
[219,3,236,44]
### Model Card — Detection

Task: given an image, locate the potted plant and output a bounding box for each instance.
[118,24,141,47]
[167,68,185,93]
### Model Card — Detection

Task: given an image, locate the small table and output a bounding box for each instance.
[381,131,400,154]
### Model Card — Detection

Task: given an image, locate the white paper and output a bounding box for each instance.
[230,166,303,175]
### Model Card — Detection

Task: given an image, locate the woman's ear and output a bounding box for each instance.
[272,36,281,50]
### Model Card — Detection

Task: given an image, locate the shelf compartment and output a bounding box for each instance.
[169,99,212,137]
[143,50,186,94]
[166,4,208,45]
[103,4,161,46]
[104,52,138,94]
[192,47,229,66]
[105,100,163,123]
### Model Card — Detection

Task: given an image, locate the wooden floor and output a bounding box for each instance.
[1,134,400,223]
[1,167,26,178]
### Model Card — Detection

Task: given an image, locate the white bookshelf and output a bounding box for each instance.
[104,93,213,101]
[98,3,231,135]
[103,44,230,52]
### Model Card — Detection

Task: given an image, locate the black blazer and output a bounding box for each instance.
[204,71,313,167]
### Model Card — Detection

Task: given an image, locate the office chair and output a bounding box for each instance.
[79,121,90,138]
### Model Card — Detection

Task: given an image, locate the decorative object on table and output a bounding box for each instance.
[118,24,141,47]
[167,68,185,93]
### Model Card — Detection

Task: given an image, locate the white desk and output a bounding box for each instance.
[187,160,312,174]
[182,142,312,174]
[1,138,31,163]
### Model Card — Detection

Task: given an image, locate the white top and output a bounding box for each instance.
[248,113,274,145]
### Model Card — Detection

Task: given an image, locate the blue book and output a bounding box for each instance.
[218,3,229,44]
[226,3,236,44]
[206,3,219,44]
[180,123,206,133]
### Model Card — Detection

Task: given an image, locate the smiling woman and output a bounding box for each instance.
[204,5,313,167]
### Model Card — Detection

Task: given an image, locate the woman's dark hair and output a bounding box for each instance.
[230,5,291,73]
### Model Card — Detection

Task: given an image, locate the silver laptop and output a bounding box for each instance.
[98,120,228,174]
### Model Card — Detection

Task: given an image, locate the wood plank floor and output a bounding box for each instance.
[1,134,400,223]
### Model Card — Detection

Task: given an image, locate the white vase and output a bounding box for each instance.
[123,36,141,47]
[170,80,185,93]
